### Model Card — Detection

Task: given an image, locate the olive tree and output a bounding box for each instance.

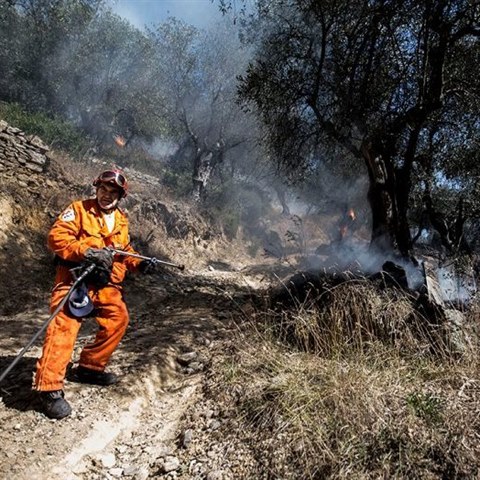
[150,19,256,201]
[0,0,103,111]
[236,0,480,259]
[48,10,169,144]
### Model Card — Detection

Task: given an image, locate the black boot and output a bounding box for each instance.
[38,390,72,419]
[75,366,119,386]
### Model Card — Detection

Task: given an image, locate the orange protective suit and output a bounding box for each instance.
[35,199,140,391]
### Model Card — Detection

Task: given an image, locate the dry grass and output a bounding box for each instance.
[207,281,480,479]
[269,276,459,358]
[213,335,480,478]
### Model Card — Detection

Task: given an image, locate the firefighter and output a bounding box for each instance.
[35,169,151,419]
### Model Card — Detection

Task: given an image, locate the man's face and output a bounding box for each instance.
[96,182,121,211]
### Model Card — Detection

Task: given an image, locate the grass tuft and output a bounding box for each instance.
[206,278,480,478]
[267,276,458,358]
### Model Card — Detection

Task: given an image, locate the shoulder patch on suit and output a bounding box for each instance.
[61,207,75,222]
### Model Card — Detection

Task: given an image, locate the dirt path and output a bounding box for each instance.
[0,265,270,480]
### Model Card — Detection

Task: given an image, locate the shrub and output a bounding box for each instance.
[161,167,192,198]
[0,101,88,154]
[204,180,270,240]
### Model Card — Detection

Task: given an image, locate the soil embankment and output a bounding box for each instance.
[0,121,283,479]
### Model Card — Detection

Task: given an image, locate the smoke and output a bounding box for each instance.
[437,264,477,306]
[6,1,432,291]
[143,139,177,160]
[109,0,224,30]
[108,1,146,29]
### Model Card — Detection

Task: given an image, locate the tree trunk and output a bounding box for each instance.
[191,140,227,202]
[395,166,414,258]
[192,150,213,202]
[361,137,416,260]
[361,140,396,255]
[273,183,290,216]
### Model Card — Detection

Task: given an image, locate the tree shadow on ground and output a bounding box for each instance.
[0,265,262,409]
[0,230,53,316]
[0,356,38,412]
[114,270,258,373]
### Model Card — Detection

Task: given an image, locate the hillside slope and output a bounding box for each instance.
[3,122,480,480]
[0,121,296,479]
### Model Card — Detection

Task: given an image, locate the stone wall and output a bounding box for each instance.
[0,119,49,188]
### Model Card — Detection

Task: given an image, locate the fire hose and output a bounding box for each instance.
[0,263,96,385]
[0,251,184,385]
[107,248,185,271]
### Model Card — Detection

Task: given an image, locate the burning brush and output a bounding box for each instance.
[337,207,356,242]
[113,134,127,148]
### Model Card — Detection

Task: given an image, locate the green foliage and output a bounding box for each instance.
[222,208,241,239]
[161,167,193,198]
[246,240,262,258]
[406,392,443,424]
[239,0,480,255]
[0,102,88,153]
[0,2,257,203]
[0,2,172,146]
[205,180,269,240]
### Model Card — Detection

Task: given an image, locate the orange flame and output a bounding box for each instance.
[113,135,126,148]
[339,208,356,240]
[347,208,356,221]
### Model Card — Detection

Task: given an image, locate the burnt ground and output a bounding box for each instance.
[0,261,285,480]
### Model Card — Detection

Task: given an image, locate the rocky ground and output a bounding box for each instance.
[0,121,308,479]
[2,126,479,478]
[0,258,288,480]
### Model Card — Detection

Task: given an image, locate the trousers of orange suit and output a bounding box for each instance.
[34,284,129,392]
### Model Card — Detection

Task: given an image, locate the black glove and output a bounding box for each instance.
[84,248,113,270]
[139,259,156,274]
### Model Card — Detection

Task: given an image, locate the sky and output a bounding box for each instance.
[109,0,225,30]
